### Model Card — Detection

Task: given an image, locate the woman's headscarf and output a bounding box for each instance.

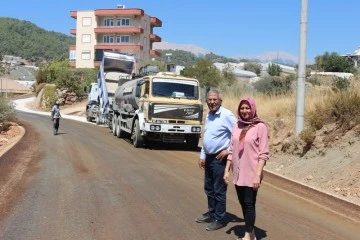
[237,97,264,151]
[237,97,262,125]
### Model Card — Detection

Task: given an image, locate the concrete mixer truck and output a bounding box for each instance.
[111,65,203,149]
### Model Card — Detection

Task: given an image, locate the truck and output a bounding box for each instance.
[86,51,135,124]
[88,51,203,149]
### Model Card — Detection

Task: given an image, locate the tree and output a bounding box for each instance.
[267,63,282,76]
[181,58,222,87]
[243,62,262,75]
[315,52,356,73]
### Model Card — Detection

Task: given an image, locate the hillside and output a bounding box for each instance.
[0,17,75,61]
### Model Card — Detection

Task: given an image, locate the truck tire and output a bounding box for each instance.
[86,116,92,122]
[132,119,144,148]
[95,112,101,125]
[187,136,200,150]
[112,115,117,136]
[116,116,125,138]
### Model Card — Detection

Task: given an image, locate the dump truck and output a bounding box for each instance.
[86,51,135,124]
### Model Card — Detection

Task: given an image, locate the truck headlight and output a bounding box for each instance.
[150,125,161,131]
[191,127,201,132]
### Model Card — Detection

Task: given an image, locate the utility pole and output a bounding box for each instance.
[295,0,308,135]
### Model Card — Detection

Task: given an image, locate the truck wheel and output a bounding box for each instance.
[116,116,125,138]
[187,136,200,150]
[86,116,92,122]
[132,119,143,148]
[95,112,101,125]
[112,115,117,136]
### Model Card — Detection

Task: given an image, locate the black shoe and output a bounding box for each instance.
[195,213,214,223]
[206,220,224,231]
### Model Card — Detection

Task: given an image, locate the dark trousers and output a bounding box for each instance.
[235,186,258,233]
[53,118,60,134]
[204,154,227,221]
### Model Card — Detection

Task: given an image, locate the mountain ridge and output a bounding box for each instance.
[153,42,298,65]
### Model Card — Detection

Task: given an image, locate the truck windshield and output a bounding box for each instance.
[152,78,199,99]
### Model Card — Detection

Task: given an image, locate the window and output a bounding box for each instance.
[116,35,130,43]
[117,18,130,26]
[81,51,91,60]
[82,17,91,26]
[152,78,199,99]
[144,20,148,30]
[104,18,114,26]
[82,34,91,43]
[69,50,76,62]
[103,35,114,43]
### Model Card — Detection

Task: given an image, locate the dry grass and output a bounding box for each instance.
[220,76,360,141]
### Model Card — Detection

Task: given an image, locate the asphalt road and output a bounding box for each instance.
[0,112,359,240]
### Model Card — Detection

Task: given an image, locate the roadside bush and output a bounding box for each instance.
[332,76,350,91]
[35,82,46,96]
[267,63,281,76]
[0,96,15,124]
[0,122,12,132]
[253,75,293,95]
[243,62,262,76]
[308,106,325,130]
[307,75,321,86]
[55,68,83,95]
[300,127,316,146]
[331,91,360,130]
[42,85,57,110]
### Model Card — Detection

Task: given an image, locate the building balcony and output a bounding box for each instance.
[95,44,143,51]
[69,45,76,50]
[150,17,162,27]
[149,34,161,42]
[94,27,143,34]
[95,8,144,17]
[70,11,77,19]
[149,50,161,57]
[70,29,76,35]
[69,61,76,68]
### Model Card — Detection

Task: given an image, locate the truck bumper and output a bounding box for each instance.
[143,123,202,143]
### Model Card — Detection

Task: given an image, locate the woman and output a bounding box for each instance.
[224,97,269,240]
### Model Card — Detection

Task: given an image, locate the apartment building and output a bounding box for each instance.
[69,5,162,69]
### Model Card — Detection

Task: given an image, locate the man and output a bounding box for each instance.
[196,89,237,231]
[51,101,61,135]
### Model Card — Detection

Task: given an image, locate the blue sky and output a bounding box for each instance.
[1,0,359,62]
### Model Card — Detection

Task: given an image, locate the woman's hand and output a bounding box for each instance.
[224,171,230,185]
[253,175,261,190]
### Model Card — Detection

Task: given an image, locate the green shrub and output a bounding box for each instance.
[332,76,350,91]
[331,91,360,129]
[300,127,316,146]
[42,85,57,110]
[0,96,15,123]
[267,63,282,76]
[307,76,321,86]
[253,75,293,95]
[0,122,12,132]
[244,62,262,75]
[308,105,326,130]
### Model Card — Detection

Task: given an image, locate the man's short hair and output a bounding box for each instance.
[207,89,222,101]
